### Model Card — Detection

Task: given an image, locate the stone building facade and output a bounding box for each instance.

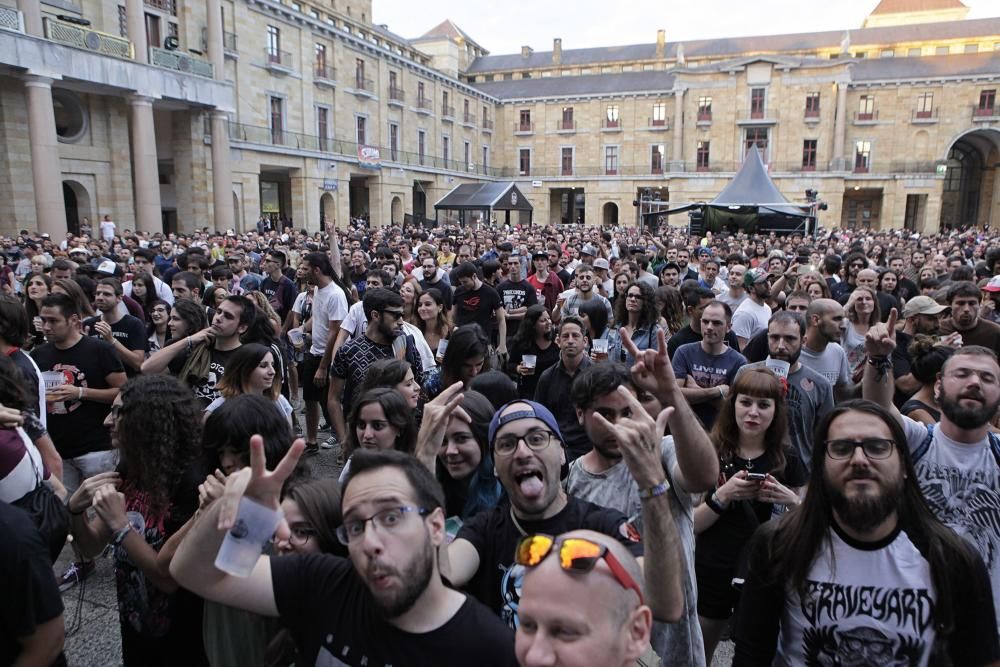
[0,0,997,236]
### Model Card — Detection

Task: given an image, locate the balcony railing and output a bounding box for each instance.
[972,104,998,120]
[514,121,534,134]
[649,116,670,129]
[441,104,455,119]
[804,107,821,119]
[223,30,237,53]
[853,110,878,123]
[462,112,477,125]
[143,0,176,15]
[150,46,213,78]
[602,118,621,130]
[737,109,778,124]
[43,17,133,59]
[313,64,335,83]
[911,108,938,123]
[482,118,494,132]
[415,97,432,113]
[556,119,577,132]
[388,86,405,103]
[0,4,24,32]
[265,48,293,70]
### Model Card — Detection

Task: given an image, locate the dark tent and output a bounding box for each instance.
[434,182,533,227]
[654,146,815,236]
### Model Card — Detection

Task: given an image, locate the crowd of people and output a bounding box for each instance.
[1,217,1000,666]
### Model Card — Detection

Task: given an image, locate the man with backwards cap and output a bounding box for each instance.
[443,392,685,634]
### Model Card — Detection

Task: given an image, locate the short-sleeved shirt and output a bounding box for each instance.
[560,291,612,321]
[798,342,851,388]
[31,336,124,459]
[260,274,298,321]
[940,317,1000,351]
[566,437,706,666]
[308,282,349,356]
[457,495,642,628]
[731,299,773,342]
[332,334,423,411]
[495,279,538,331]
[671,342,747,429]
[169,346,239,407]
[83,314,147,376]
[453,283,502,333]
[271,553,518,666]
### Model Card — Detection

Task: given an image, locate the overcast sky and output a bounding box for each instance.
[374,0,999,55]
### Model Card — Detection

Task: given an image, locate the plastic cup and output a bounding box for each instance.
[214,497,283,577]
[764,358,791,379]
[592,338,609,361]
[435,339,449,362]
[522,354,537,375]
[287,328,305,349]
[41,371,66,391]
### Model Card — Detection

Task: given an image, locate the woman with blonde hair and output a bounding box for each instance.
[843,285,880,380]
[244,290,283,336]
[399,275,423,323]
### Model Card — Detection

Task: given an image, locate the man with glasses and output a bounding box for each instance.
[171,446,517,666]
[260,249,297,322]
[328,288,422,447]
[735,399,998,665]
[515,530,654,667]
[444,397,686,636]
[864,310,1000,633]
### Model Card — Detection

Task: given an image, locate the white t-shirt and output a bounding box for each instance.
[902,416,1000,631]
[308,282,349,356]
[799,343,851,387]
[100,219,116,241]
[731,299,772,341]
[123,275,175,305]
[777,526,937,666]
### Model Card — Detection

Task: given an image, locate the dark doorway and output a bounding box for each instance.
[349,175,370,221]
[63,183,80,236]
[412,181,428,225]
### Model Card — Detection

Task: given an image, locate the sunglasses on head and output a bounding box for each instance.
[515,534,644,604]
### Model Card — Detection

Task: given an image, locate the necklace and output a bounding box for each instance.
[510,507,528,537]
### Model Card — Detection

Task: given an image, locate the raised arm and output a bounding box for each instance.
[861,308,903,427]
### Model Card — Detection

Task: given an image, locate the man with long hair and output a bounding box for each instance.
[734,400,998,665]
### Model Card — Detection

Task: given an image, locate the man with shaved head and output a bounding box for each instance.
[515,530,653,667]
[800,299,853,401]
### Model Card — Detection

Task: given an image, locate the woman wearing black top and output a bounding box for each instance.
[693,368,807,664]
[505,304,558,399]
[900,335,954,425]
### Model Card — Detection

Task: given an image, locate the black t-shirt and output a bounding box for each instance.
[30,336,123,458]
[271,553,517,667]
[83,314,147,376]
[168,346,239,406]
[696,449,807,571]
[0,501,67,667]
[261,275,298,321]
[453,283,502,333]
[495,279,538,328]
[457,496,643,627]
[666,325,741,359]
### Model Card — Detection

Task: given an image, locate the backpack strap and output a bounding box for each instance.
[989,432,1000,469]
[912,423,935,464]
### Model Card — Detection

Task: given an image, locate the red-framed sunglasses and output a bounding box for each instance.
[515,534,644,605]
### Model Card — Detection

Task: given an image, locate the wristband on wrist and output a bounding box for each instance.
[638,480,669,500]
[111,524,131,547]
[705,493,726,514]
[78,386,84,401]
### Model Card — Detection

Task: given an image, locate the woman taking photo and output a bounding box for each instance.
[415,287,452,361]
[414,386,503,520]
[22,272,51,349]
[842,286,880,380]
[204,342,293,424]
[607,280,662,366]
[693,368,806,663]
[146,299,171,355]
[421,324,489,400]
[506,304,558,399]
[338,387,417,482]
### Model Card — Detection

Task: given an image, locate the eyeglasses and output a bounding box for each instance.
[515,534,644,605]
[336,506,428,545]
[494,429,556,456]
[825,438,895,460]
[626,292,643,300]
[381,309,405,320]
[286,524,317,547]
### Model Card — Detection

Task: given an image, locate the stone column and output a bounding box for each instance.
[671,88,685,170]
[210,111,234,232]
[832,83,848,171]
[15,0,42,36]
[125,0,147,64]
[23,76,67,236]
[206,0,224,78]
[128,95,161,234]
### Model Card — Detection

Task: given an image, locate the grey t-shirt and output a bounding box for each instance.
[798,342,851,388]
[737,361,835,471]
[565,437,706,667]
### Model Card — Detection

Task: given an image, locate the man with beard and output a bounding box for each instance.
[83,278,147,376]
[735,312,834,471]
[553,264,612,323]
[892,296,950,404]
[864,310,1000,632]
[940,281,1000,350]
[171,445,517,667]
[733,400,998,665]
[446,395,686,636]
[328,288,421,446]
[566,360,718,665]
[800,299,853,401]
[830,251,867,302]
[731,269,773,351]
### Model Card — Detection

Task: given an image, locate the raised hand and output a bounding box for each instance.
[591,386,673,489]
[414,382,466,470]
[69,471,122,514]
[864,307,898,357]
[218,435,305,530]
[621,328,679,401]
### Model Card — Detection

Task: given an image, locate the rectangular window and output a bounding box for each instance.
[482,105,489,126]
[560,106,574,130]
[519,148,531,176]
[316,106,328,152]
[463,99,470,115]
[314,43,327,78]
[916,92,934,118]
[880,49,895,58]
[442,91,451,116]
[696,141,710,171]
[652,102,667,125]
[697,96,712,121]
[417,130,426,165]
[356,116,366,145]
[745,127,768,156]
[389,123,399,161]
[605,104,619,128]
[519,109,531,131]
[978,89,996,114]
[442,135,450,163]
[750,88,766,118]
[651,144,664,174]
[802,139,817,170]
[266,25,280,61]
[858,95,875,120]
[464,141,471,169]
[388,70,397,90]
[269,96,283,144]
[604,146,618,175]
[417,81,426,105]
[561,147,573,176]
[355,59,367,89]
[482,146,489,170]
[805,92,820,117]
[854,140,871,172]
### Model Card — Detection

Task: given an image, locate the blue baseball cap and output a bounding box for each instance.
[488,400,564,447]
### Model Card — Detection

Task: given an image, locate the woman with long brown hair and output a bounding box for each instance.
[693,368,807,664]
